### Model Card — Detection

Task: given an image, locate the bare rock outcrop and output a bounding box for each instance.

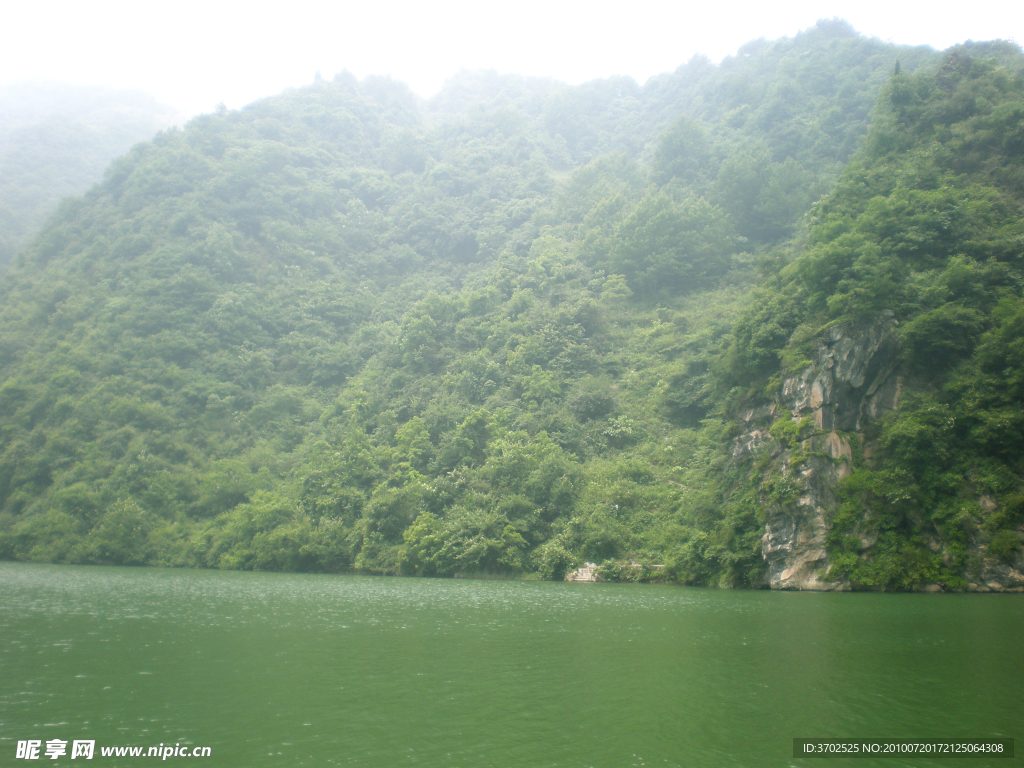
[779,311,901,433]
[738,312,1024,591]
[761,433,855,590]
[565,562,600,582]
[739,314,901,590]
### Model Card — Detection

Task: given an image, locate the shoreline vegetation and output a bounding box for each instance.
[1,23,1022,592]
[6,558,1017,593]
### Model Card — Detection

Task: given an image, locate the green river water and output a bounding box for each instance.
[0,562,1021,767]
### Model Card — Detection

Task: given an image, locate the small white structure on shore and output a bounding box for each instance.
[565,562,600,582]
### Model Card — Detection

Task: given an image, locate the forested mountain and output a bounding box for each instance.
[729,42,1024,590]
[1,22,1020,590]
[0,82,180,267]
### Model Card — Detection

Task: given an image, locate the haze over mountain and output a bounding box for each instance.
[0,81,181,267]
[1,21,1021,591]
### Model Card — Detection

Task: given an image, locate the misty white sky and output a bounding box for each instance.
[3,0,1021,117]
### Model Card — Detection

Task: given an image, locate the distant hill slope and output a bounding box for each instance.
[0,81,181,267]
[10,23,1019,590]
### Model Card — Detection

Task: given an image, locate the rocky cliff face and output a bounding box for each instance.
[736,312,1024,591]
[735,313,901,590]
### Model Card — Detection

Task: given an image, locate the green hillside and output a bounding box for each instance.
[2,24,1019,587]
[727,43,1024,588]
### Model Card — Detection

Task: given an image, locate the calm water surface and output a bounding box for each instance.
[0,563,1021,767]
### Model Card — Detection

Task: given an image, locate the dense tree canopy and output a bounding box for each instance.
[2,24,1020,589]
[726,44,1024,588]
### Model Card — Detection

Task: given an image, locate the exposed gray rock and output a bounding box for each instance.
[732,429,770,460]
[779,311,900,432]
[749,312,1024,592]
[740,404,776,424]
[976,552,1024,589]
[761,439,853,590]
[755,315,904,589]
[565,562,600,582]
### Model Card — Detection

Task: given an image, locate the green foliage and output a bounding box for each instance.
[767,416,818,451]
[713,147,813,242]
[744,49,1024,589]
[609,189,740,295]
[7,28,1007,591]
[726,288,803,377]
[650,115,712,186]
[596,558,664,583]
